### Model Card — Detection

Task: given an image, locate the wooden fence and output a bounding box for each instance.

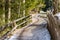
[0,15,31,40]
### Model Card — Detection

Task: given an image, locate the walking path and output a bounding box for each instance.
[8,14,51,40]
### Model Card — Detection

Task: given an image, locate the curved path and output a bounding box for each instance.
[8,14,51,40]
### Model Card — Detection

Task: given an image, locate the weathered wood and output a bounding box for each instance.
[0,15,30,32]
[0,15,31,40]
[0,20,31,40]
[47,13,60,40]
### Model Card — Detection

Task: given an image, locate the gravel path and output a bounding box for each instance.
[8,14,51,40]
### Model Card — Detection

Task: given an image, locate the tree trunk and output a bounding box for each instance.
[47,13,60,40]
[8,0,11,23]
[23,0,25,17]
[5,0,9,23]
[2,0,5,25]
[18,1,20,18]
[53,0,58,14]
[5,0,11,24]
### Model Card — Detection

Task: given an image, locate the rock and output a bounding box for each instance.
[9,15,51,40]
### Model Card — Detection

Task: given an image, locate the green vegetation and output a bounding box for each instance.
[0,0,50,38]
[42,0,52,11]
[25,0,45,14]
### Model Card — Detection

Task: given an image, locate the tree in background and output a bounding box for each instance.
[0,0,5,26]
[42,0,53,12]
[25,0,45,14]
[0,0,46,37]
[57,0,60,12]
[53,0,58,14]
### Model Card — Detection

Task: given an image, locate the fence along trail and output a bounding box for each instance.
[8,14,51,40]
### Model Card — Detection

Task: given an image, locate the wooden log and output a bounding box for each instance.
[47,13,60,40]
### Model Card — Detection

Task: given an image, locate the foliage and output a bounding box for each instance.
[42,0,53,11]
[0,0,46,38]
[25,0,45,14]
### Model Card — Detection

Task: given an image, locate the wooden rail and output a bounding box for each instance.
[0,15,31,40]
[0,15,31,32]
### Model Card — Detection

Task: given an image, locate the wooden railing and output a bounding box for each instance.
[0,15,32,40]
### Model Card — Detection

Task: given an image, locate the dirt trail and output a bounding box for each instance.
[9,14,51,40]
